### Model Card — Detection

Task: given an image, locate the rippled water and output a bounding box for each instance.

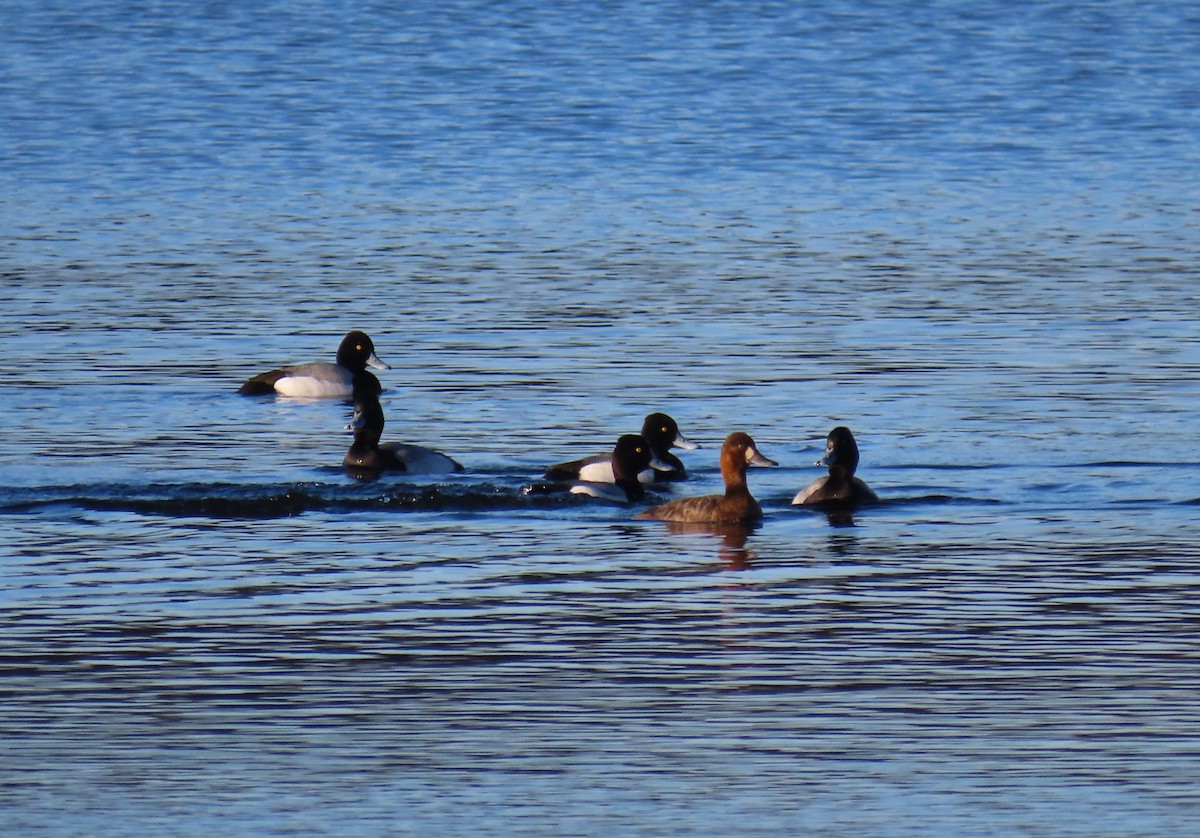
[3,0,1200,834]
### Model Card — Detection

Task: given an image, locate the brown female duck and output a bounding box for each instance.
[635,432,777,524]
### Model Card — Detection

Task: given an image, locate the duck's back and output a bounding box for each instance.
[636,492,760,524]
[237,369,287,395]
[544,453,612,482]
[384,443,462,474]
[273,363,356,398]
[793,474,876,505]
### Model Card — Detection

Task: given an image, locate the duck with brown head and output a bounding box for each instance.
[791,426,878,506]
[635,432,778,524]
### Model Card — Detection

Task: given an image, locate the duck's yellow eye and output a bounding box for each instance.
[356,344,363,351]
[661,426,669,434]
[636,446,644,454]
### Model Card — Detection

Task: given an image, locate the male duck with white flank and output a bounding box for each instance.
[239,330,390,398]
[544,412,699,484]
[569,434,660,504]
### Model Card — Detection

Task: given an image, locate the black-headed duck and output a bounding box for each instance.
[240,330,390,398]
[343,392,462,476]
[792,426,878,506]
[544,412,699,484]
[569,434,657,503]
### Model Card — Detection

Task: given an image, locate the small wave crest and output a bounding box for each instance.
[0,479,595,519]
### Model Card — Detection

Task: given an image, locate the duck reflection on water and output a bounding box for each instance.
[660,520,757,568]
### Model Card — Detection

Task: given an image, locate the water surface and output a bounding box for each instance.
[3,1,1200,834]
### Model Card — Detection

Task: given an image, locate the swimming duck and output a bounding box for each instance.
[791,426,878,506]
[343,392,462,476]
[569,434,658,504]
[544,412,699,484]
[635,432,777,524]
[239,330,390,398]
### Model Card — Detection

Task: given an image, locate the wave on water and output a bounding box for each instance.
[0,479,1002,520]
[0,479,598,518]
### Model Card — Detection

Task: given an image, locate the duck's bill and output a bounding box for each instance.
[673,433,700,451]
[751,452,780,467]
[366,353,391,371]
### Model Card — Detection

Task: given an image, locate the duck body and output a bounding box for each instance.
[635,432,777,524]
[792,473,877,506]
[343,393,462,477]
[792,426,878,506]
[344,441,463,475]
[544,412,699,484]
[240,330,390,398]
[546,452,625,484]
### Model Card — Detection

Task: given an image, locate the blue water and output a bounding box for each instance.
[3,1,1200,834]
